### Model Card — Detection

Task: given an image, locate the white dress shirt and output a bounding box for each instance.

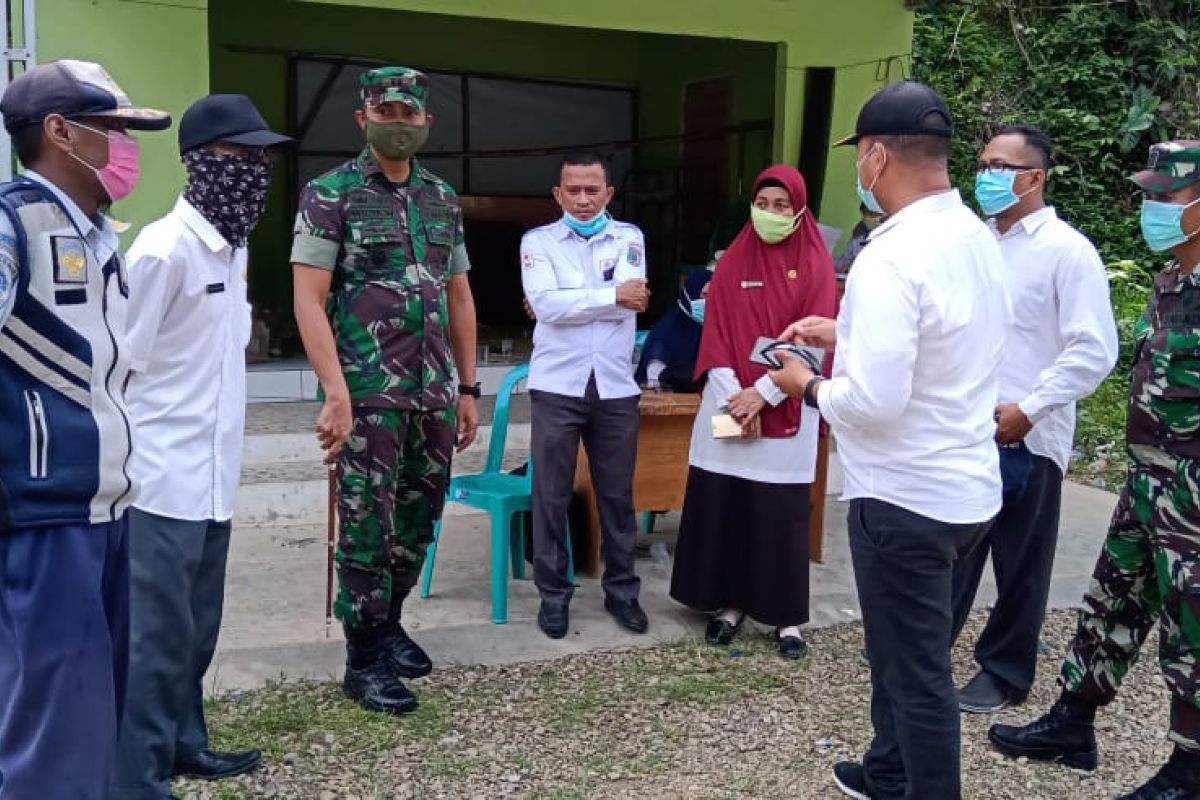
[994,207,1118,474]
[817,190,1010,524]
[521,217,645,398]
[124,197,251,522]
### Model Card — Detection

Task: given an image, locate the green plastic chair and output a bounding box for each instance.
[418,363,573,624]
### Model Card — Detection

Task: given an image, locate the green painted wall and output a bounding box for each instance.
[35,0,210,241]
[29,0,912,317]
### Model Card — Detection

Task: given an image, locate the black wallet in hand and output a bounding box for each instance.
[749,336,824,372]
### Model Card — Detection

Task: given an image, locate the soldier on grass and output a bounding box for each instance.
[291,66,479,715]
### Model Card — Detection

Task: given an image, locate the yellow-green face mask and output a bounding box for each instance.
[750,205,803,244]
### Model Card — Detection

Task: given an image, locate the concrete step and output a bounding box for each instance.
[236,423,532,527]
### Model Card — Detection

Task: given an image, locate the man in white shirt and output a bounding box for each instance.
[951,125,1118,715]
[521,151,650,639]
[115,95,290,800]
[770,81,1009,800]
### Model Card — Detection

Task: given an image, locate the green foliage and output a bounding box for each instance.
[912,0,1200,485]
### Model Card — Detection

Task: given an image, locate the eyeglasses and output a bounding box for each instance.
[975,160,1039,175]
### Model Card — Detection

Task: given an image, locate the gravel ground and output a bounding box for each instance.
[180,610,1172,799]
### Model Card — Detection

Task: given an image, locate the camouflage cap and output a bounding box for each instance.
[1129,140,1200,192]
[360,67,428,111]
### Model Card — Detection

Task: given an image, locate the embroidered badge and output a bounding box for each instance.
[51,236,87,284]
[600,258,616,281]
[626,243,642,267]
[521,251,535,270]
[787,269,798,280]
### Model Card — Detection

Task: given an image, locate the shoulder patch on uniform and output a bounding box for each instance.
[51,236,87,284]
[626,242,643,267]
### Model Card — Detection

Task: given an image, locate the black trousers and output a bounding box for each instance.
[530,379,640,604]
[951,454,1063,695]
[850,498,990,800]
[112,509,231,800]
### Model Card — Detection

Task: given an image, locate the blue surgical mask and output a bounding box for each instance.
[1140,196,1200,252]
[975,169,1025,217]
[688,298,706,324]
[856,145,885,215]
[563,210,610,238]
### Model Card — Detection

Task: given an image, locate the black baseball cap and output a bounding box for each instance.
[1,59,171,134]
[835,80,952,147]
[178,94,292,154]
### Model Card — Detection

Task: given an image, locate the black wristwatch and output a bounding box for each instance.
[458,382,482,398]
[803,376,824,409]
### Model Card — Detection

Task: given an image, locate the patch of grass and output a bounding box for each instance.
[204,680,450,760]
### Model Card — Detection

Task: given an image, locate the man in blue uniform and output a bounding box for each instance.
[0,61,170,798]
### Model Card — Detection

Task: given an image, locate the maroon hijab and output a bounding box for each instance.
[694,165,838,438]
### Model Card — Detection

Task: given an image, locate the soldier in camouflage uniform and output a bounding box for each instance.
[290,67,479,714]
[990,140,1200,800]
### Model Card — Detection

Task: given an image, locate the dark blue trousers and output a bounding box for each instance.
[112,509,231,800]
[0,518,130,800]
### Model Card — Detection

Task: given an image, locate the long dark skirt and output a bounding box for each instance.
[669,466,811,627]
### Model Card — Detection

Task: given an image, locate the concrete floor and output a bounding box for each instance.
[207,459,1118,693]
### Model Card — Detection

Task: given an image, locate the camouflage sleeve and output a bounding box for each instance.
[448,202,470,274]
[290,179,344,271]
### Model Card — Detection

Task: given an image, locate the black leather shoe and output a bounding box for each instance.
[776,630,808,660]
[604,596,649,633]
[383,625,432,679]
[173,748,262,780]
[832,761,872,799]
[958,669,1025,714]
[538,600,569,639]
[343,650,418,714]
[988,697,1098,770]
[704,615,743,645]
[1117,748,1200,799]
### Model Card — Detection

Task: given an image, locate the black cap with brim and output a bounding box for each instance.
[178,94,292,153]
[0,60,170,133]
[835,79,952,147]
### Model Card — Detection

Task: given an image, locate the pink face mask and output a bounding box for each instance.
[68,122,141,204]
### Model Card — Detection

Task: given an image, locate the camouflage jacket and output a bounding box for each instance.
[291,148,469,410]
[1127,261,1200,461]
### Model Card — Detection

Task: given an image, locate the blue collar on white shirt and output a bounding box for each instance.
[868,189,963,242]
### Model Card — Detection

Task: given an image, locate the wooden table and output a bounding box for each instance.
[572,391,830,575]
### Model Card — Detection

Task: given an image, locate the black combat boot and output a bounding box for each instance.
[1116,747,1200,799]
[343,625,418,714]
[988,691,1098,771]
[382,590,432,679]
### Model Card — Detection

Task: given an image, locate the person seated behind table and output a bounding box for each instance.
[833,202,885,277]
[634,267,713,392]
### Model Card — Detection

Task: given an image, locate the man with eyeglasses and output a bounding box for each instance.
[114,95,291,800]
[292,67,479,715]
[950,124,1118,715]
[990,139,1200,799]
[521,150,650,639]
[0,60,170,799]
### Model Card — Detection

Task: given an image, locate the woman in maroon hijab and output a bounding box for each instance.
[669,165,837,658]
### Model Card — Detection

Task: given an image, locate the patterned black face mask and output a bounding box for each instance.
[182,149,272,247]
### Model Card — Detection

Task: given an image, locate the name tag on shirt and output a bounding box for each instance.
[206,282,226,294]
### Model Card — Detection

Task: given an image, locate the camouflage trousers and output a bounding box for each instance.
[1060,450,1200,750]
[334,405,455,629]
